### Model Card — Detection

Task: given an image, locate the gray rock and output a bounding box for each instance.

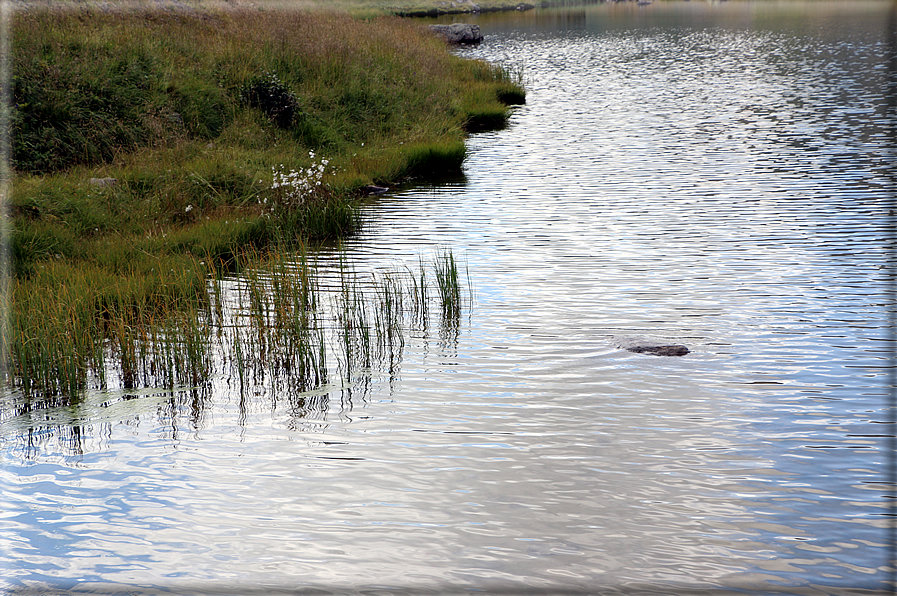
[362,185,389,196]
[611,335,691,357]
[626,345,689,357]
[429,23,484,45]
[89,177,118,188]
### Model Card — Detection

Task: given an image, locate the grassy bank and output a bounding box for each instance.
[11,0,585,18]
[7,7,522,397]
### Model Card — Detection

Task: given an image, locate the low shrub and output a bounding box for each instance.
[239,72,300,129]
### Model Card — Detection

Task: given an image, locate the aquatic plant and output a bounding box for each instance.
[3,243,475,454]
[7,255,209,397]
[333,252,373,382]
[373,272,406,377]
[407,256,430,332]
[434,248,462,317]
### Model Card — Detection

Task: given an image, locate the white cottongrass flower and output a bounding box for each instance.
[266,154,330,209]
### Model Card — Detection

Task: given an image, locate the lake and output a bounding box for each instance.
[1,1,894,594]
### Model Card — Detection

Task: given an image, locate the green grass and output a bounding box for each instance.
[7,6,521,397]
[11,0,569,18]
[8,244,477,398]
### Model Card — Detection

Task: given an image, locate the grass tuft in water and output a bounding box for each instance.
[7,239,471,403]
[231,247,328,391]
[434,248,464,317]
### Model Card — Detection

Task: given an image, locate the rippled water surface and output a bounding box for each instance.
[2,2,894,594]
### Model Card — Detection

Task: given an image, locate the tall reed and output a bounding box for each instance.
[4,244,474,449]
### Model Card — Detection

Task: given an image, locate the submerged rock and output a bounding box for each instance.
[362,185,390,196]
[429,23,484,45]
[626,345,689,357]
[611,335,691,357]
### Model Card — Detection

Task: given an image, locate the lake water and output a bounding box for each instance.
[1,2,894,594]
